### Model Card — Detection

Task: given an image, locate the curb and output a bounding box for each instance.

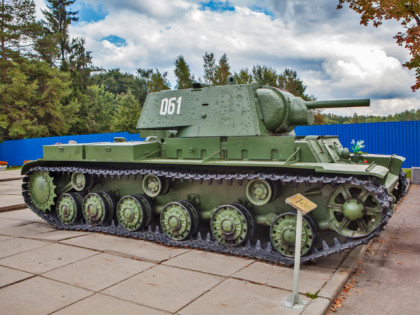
[0,176,23,182]
[0,204,27,212]
[319,244,368,314]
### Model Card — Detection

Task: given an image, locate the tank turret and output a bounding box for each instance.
[138,78,370,137]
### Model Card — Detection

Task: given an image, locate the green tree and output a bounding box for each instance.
[174,55,193,89]
[92,68,148,105]
[338,0,420,91]
[68,37,94,93]
[214,53,231,85]
[112,90,141,133]
[0,0,38,83]
[41,0,79,70]
[0,67,37,139]
[138,68,170,92]
[234,68,253,84]
[313,110,325,125]
[68,84,117,134]
[251,65,278,86]
[277,68,313,101]
[1,60,73,139]
[203,52,216,85]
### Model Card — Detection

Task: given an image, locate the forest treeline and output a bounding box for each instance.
[1,0,418,141]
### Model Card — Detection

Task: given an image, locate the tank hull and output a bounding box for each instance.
[21,135,407,264]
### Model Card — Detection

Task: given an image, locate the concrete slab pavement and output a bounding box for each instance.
[333,184,420,314]
[0,178,25,211]
[0,179,387,315]
[0,207,367,314]
[54,293,169,315]
[62,233,191,263]
[0,276,92,315]
[0,180,23,195]
[0,169,22,182]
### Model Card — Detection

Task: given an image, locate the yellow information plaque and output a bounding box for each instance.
[285,193,317,214]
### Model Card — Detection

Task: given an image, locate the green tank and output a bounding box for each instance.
[22,76,408,265]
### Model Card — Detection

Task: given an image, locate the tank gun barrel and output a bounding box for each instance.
[305,99,370,109]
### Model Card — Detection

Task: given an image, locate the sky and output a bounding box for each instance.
[34,0,419,116]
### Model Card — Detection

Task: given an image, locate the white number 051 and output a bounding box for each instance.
[160,97,182,115]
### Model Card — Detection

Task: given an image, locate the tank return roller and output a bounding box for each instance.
[304,99,370,109]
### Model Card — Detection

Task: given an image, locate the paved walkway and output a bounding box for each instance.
[333,184,420,314]
[0,170,25,211]
[0,169,22,182]
[0,169,393,314]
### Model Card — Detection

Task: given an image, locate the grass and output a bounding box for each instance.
[306,289,320,299]
[6,166,22,171]
[403,168,411,179]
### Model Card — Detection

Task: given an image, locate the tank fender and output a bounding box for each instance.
[21,160,49,175]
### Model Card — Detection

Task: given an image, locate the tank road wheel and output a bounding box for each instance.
[326,183,382,238]
[269,212,316,257]
[28,171,57,212]
[71,172,92,191]
[211,204,251,246]
[143,174,168,197]
[82,192,113,224]
[246,179,273,206]
[56,193,82,225]
[231,203,256,238]
[160,201,198,241]
[116,195,151,231]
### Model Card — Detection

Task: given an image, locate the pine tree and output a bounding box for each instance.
[0,0,38,83]
[68,37,93,93]
[41,0,79,70]
[174,55,193,89]
[1,59,73,139]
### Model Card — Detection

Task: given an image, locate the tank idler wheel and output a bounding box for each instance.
[28,171,57,212]
[116,194,152,231]
[211,204,251,247]
[143,174,169,198]
[160,201,198,241]
[246,179,273,206]
[82,192,114,224]
[56,193,83,225]
[269,212,316,258]
[71,172,92,191]
[326,183,382,238]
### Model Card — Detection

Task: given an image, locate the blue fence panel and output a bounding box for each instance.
[1,122,418,167]
[0,132,141,166]
[296,121,419,168]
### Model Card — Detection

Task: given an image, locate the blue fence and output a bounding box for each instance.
[0,132,141,166]
[0,121,418,167]
[295,121,419,168]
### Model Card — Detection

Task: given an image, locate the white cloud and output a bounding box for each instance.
[38,0,419,116]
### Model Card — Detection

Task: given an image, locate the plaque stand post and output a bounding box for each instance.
[283,193,317,310]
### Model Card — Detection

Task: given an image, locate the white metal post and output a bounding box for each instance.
[283,210,306,309]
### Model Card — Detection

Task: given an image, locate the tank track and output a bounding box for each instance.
[395,170,409,203]
[22,165,398,266]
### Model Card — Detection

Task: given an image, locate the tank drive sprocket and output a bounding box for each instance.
[28,171,57,212]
